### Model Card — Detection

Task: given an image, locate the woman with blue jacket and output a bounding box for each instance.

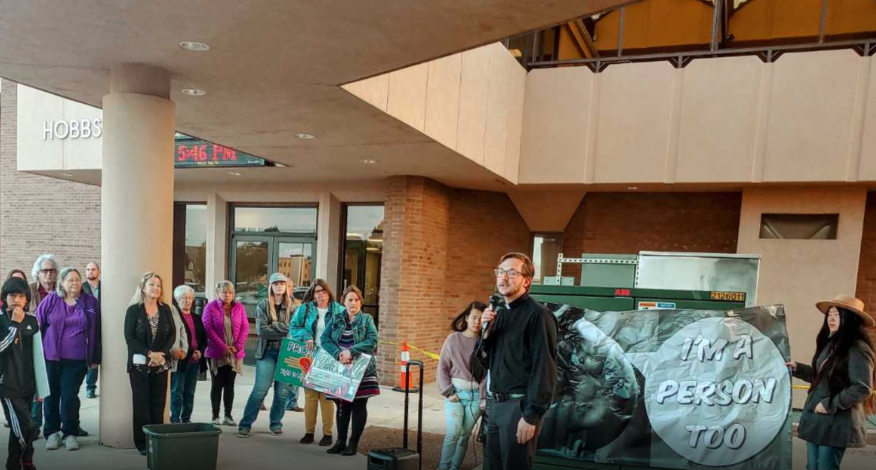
[289,279,344,446]
[321,285,379,457]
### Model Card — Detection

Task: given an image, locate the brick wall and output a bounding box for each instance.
[0,80,101,279]
[444,188,531,324]
[562,192,742,283]
[855,192,876,338]
[377,177,530,384]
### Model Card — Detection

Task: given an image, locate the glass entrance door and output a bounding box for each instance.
[231,235,315,318]
[275,238,313,299]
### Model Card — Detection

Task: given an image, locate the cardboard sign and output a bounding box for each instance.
[304,348,371,402]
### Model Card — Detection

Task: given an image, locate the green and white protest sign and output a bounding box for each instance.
[304,348,371,402]
[274,338,313,387]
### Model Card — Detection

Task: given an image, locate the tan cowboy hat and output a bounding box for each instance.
[815,295,875,328]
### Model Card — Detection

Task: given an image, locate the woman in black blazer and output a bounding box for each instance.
[124,272,176,455]
[170,284,208,424]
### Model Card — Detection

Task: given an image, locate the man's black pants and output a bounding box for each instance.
[486,398,540,470]
[2,395,36,469]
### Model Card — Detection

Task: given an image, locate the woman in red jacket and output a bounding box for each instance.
[201,281,249,426]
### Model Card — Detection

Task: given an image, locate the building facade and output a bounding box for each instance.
[1,0,875,447]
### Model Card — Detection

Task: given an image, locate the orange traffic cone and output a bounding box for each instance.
[392,341,420,393]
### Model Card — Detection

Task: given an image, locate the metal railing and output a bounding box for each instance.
[526,38,875,71]
[504,0,876,72]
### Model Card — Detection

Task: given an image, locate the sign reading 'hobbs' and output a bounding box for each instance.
[43,119,103,140]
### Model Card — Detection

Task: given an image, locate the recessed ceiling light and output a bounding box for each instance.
[179,41,210,52]
[228,171,242,176]
[361,159,378,165]
[295,133,315,140]
[627,186,638,190]
[182,88,206,97]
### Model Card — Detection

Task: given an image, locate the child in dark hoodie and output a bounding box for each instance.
[1,277,39,470]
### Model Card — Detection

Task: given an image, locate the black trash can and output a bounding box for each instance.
[143,423,222,470]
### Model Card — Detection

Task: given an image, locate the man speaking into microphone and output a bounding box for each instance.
[478,252,558,470]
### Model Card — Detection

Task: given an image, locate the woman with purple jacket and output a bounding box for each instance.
[202,281,249,426]
[35,267,101,452]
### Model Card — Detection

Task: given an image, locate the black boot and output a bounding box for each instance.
[341,441,358,456]
[299,433,314,444]
[326,440,346,454]
[318,435,333,446]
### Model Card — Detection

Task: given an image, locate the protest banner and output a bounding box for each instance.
[304,348,371,402]
[537,304,792,470]
[274,338,312,387]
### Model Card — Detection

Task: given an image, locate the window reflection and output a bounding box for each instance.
[233,207,317,234]
[184,205,207,297]
[343,205,384,324]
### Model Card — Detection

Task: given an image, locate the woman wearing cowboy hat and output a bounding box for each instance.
[786,295,875,470]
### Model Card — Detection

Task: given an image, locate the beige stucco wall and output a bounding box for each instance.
[343,43,526,184]
[518,49,876,186]
[736,187,867,406]
[16,84,102,171]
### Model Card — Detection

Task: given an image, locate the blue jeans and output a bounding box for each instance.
[239,348,292,430]
[32,400,43,433]
[806,442,846,470]
[85,366,99,393]
[439,389,482,470]
[170,364,201,423]
[285,385,300,409]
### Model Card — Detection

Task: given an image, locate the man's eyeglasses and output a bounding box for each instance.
[494,269,522,279]
[40,269,58,274]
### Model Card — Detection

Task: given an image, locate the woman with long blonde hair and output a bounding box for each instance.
[237,273,300,437]
[123,272,176,456]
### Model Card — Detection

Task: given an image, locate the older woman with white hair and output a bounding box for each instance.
[35,267,101,452]
[170,285,207,424]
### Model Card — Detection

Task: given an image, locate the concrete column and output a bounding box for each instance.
[205,192,228,299]
[100,64,174,449]
[317,191,342,292]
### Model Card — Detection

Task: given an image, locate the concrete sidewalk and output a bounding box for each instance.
[4,365,876,470]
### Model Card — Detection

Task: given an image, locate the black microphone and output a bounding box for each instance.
[483,294,503,334]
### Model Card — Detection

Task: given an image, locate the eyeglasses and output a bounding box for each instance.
[314,289,326,295]
[40,269,58,274]
[494,269,522,279]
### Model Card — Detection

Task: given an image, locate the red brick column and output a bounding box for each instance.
[377,176,530,385]
[377,176,450,384]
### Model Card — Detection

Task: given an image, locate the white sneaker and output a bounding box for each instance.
[45,432,62,450]
[64,434,80,451]
[222,416,237,427]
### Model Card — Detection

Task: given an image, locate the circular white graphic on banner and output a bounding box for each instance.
[644,317,790,467]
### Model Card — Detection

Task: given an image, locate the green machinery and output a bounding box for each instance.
[482,252,756,470]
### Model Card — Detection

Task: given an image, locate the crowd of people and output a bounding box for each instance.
[0,253,390,468]
[2,251,874,470]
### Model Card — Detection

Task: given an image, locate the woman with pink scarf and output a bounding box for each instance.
[201,281,249,426]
